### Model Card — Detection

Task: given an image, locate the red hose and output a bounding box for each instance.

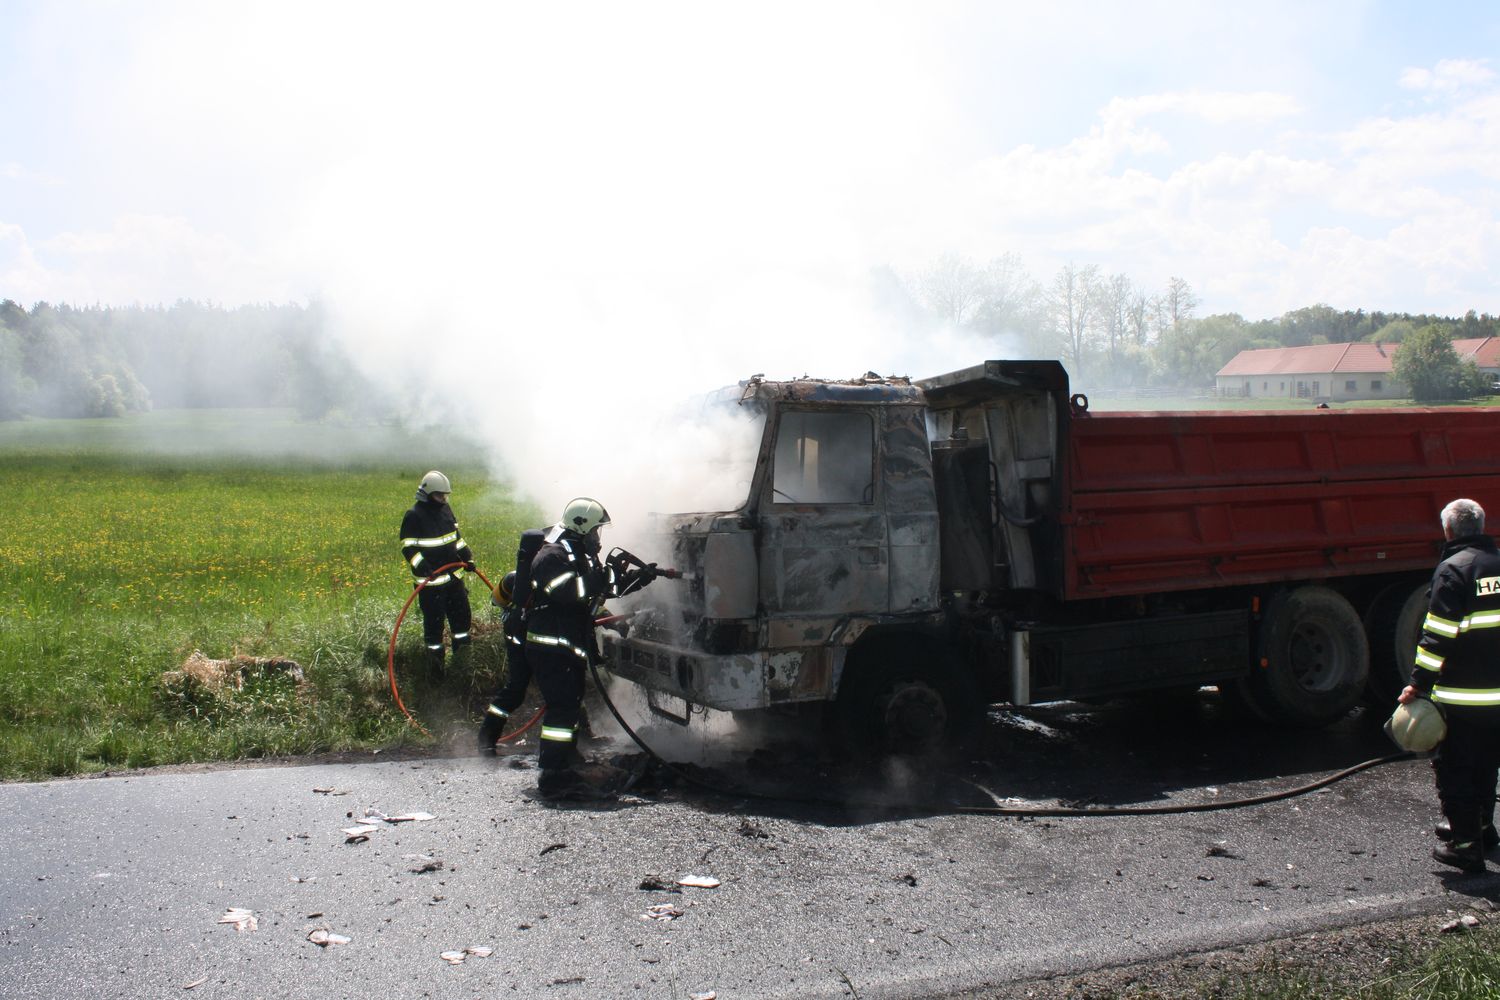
[386,561,543,741]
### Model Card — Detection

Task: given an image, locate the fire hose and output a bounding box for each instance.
[386,561,543,741]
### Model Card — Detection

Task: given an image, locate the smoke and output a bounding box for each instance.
[247,4,994,547]
[10,3,1018,543]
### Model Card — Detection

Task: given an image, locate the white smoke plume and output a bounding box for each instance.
[253,4,995,546]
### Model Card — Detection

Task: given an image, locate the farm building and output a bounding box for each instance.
[1215,337,1500,401]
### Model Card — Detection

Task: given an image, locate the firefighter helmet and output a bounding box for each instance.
[417,470,452,502]
[561,497,610,536]
[492,571,516,608]
[1386,697,1447,753]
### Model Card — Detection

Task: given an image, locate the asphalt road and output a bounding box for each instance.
[3,695,1498,999]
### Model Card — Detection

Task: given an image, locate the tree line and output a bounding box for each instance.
[5,265,1496,422]
[901,254,1499,395]
[0,300,383,421]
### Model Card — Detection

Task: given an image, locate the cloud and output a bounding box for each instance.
[1399,58,1495,93]
[2,215,296,306]
[1103,90,1304,126]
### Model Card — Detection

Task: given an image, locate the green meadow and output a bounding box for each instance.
[0,410,538,780]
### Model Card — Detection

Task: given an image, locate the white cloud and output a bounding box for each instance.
[1399,58,1495,93]
[2,215,296,306]
[1103,90,1303,126]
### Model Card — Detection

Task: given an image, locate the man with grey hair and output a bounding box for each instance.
[1399,498,1500,873]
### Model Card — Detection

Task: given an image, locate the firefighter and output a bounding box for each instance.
[478,526,549,750]
[525,497,659,800]
[477,570,532,749]
[1398,498,1500,873]
[399,471,476,677]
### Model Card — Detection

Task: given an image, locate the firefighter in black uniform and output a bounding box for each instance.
[477,527,549,749]
[524,497,658,799]
[477,571,528,749]
[399,471,476,677]
[1399,498,1500,873]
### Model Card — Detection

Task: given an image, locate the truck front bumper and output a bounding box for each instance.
[599,632,841,711]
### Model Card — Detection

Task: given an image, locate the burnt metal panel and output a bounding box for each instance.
[884,404,941,612]
[601,633,839,710]
[703,530,756,619]
[761,506,889,615]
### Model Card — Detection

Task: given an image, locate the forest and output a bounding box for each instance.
[904,254,1500,392]
[3,260,1497,420]
[0,299,379,421]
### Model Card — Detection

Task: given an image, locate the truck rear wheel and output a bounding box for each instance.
[1362,581,1427,705]
[834,638,980,756]
[1244,586,1368,727]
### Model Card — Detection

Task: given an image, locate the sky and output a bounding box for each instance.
[3,1,1499,519]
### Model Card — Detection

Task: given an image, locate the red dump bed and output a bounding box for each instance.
[1064,408,1500,600]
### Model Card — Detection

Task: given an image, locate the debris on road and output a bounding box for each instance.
[641,903,687,921]
[340,807,436,842]
[440,950,467,965]
[439,946,493,965]
[409,858,445,874]
[1441,914,1481,933]
[893,872,918,887]
[677,875,721,889]
[738,820,770,839]
[217,908,257,932]
[540,843,567,856]
[307,928,352,947]
[312,787,350,796]
[290,875,316,883]
[690,992,718,1000]
[181,977,208,990]
[639,876,680,893]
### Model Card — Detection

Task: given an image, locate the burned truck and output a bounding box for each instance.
[602,360,1500,751]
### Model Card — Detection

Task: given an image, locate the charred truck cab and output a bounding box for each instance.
[602,360,1500,752]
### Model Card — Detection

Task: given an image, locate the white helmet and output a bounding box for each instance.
[1386,698,1447,753]
[417,470,452,502]
[561,497,610,535]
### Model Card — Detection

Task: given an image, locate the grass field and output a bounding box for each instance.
[0,409,539,780]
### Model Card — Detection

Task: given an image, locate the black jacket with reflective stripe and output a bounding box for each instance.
[1411,534,1500,706]
[399,499,472,586]
[526,532,607,652]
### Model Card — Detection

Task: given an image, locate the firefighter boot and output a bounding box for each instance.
[477,707,509,752]
[1432,839,1486,873]
[1434,820,1500,851]
[425,648,446,683]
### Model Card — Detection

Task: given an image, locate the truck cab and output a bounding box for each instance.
[602,362,1067,745]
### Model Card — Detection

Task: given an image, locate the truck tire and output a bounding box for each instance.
[1246,585,1369,727]
[834,638,981,756]
[1362,581,1427,705]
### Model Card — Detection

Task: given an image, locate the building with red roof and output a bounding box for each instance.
[1214,337,1500,401]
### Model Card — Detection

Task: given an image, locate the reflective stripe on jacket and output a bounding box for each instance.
[399,499,473,586]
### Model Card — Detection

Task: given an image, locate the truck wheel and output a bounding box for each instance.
[1248,586,1368,727]
[1362,582,1427,704]
[835,640,980,756]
